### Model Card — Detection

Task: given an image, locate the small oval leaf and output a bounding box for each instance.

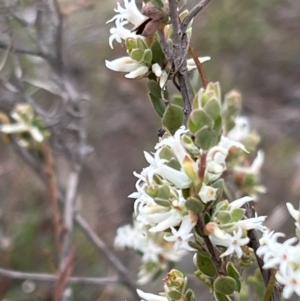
[162,104,184,134]
[213,276,237,295]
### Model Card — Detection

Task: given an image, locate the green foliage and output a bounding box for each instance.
[195,253,217,277]
[162,104,184,134]
[148,80,166,117]
[185,197,205,213]
[213,276,237,295]
[226,262,241,292]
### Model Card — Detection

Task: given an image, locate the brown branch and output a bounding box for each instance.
[181,0,212,33]
[54,247,75,301]
[0,267,119,285]
[189,46,208,89]
[42,141,63,253]
[11,144,137,296]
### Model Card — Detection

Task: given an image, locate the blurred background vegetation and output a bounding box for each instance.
[0,0,299,300]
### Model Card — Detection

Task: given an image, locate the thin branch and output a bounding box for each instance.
[157,28,172,62]
[10,144,137,296]
[0,267,119,285]
[42,141,63,253]
[181,0,212,33]
[54,247,75,301]
[0,40,49,59]
[168,0,193,115]
[189,46,208,89]
[74,213,138,294]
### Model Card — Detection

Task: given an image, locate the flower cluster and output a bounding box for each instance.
[115,83,267,284]
[105,0,210,87]
[0,104,48,146]
[257,203,300,299]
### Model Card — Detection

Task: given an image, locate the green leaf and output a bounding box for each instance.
[213,115,222,134]
[226,262,241,292]
[181,188,190,200]
[148,80,161,98]
[154,197,171,207]
[148,81,165,117]
[216,211,232,224]
[185,289,196,301]
[185,197,204,213]
[137,38,149,50]
[204,98,221,120]
[157,184,170,199]
[143,49,153,65]
[195,253,217,277]
[204,212,211,224]
[230,208,245,222]
[151,40,165,65]
[171,94,183,107]
[151,0,164,11]
[159,146,175,160]
[213,276,237,295]
[166,158,181,171]
[167,290,183,301]
[188,109,213,134]
[125,38,137,52]
[213,292,231,301]
[149,93,165,117]
[201,90,215,106]
[130,49,144,62]
[162,104,184,134]
[211,82,221,102]
[194,127,219,150]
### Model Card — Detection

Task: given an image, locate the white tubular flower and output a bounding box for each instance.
[228,196,254,210]
[276,265,300,299]
[234,150,265,175]
[107,0,145,26]
[137,289,167,301]
[156,162,192,188]
[105,56,148,78]
[107,0,145,48]
[257,230,300,274]
[236,216,267,232]
[141,240,164,263]
[219,136,248,153]
[147,209,184,233]
[164,214,197,251]
[155,127,190,166]
[186,56,211,71]
[198,183,218,203]
[227,116,250,141]
[114,224,146,250]
[209,227,249,258]
[108,19,137,49]
[0,111,44,143]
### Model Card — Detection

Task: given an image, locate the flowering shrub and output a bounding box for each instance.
[104,1,300,301]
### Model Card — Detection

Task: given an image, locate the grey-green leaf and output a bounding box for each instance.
[186,197,205,214]
[226,262,241,292]
[195,253,217,277]
[143,49,153,65]
[194,127,219,150]
[213,292,231,301]
[213,276,237,295]
[162,104,184,134]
